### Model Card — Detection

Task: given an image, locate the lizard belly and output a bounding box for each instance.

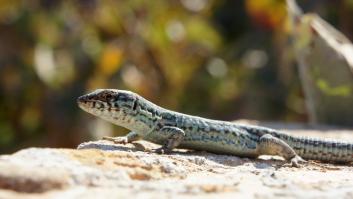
[178,131,259,157]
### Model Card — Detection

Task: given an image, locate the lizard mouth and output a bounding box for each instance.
[77,95,89,103]
[77,95,109,114]
[77,95,89,108]
[77,95,98,110]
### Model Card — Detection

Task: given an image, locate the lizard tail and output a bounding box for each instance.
[282,135,353,163]
[239,125,352,163]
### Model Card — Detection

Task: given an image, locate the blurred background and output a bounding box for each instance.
[1,0,353,153]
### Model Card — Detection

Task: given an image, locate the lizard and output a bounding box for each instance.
[77,89,353,167]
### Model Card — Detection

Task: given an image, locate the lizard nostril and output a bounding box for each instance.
[77,96,83,104]
[77,95,90,105]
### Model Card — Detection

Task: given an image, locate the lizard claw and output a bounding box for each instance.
[290,155,307,167]
[154,148,165,154]
[154,147,171,154]
[102,136,128,144]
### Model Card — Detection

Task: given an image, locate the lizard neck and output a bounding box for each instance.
[120,96,164,135]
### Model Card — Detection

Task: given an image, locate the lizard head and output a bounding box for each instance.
[77,89,138,125]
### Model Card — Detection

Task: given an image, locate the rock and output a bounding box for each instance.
[0,124,353,198]
[287,0,353,127]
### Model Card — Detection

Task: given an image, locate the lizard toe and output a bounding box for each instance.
[154,147,165,154]
[290,155,307,167]
[154,147,173,154]
[102,136,128,144]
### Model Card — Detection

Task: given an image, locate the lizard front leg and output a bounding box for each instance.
[154,126,185,154]
[257,134,306,167]
[102,131,141,144]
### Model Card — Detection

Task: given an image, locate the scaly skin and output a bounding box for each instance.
[77,89,353,167]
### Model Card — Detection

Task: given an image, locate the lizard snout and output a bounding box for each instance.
[77,95,93,108]
[77,95,87,104]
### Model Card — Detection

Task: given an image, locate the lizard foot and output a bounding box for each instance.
[154,147,171,154]
[290,155,307,167]
[102,136,128,144]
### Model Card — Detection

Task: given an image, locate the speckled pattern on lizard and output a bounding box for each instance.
[77,89,353,167]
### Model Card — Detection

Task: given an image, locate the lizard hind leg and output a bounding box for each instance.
[257,134,306,167]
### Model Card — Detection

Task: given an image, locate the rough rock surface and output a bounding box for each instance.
[0,121,353,199]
